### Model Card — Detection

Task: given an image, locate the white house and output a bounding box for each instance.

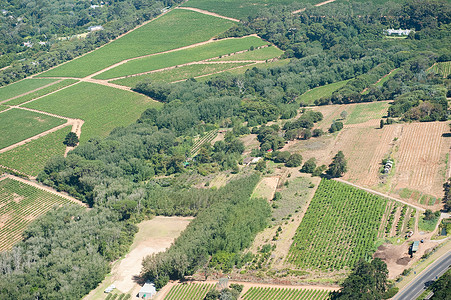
[88,25,104,32]
[384,29,412,36]
[138,282,157,299]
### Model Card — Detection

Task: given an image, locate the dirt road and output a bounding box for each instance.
[176,7,240,22]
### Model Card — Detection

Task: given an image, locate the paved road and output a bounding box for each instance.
[393,251,451,300]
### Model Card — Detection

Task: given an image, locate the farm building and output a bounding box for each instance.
[243,157,262,166]
[138,282,156,299]
[411,241,420,253]
[384,29,412,36]
[88,25,104,32]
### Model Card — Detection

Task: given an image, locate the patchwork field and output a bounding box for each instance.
[113,62,250,86]
[297,80,350,106]
[23,82,160,142]
[0,126,71,177]
[287,179,387,271]
[0,177,74,251]
[4,79,79,106]
[181,0,323,19]
[0,108,66,149]
[0,78,59,102]
[241,287,330,300]
[96,36,268,79]
[213,45,283,61]
[38,10,235,78]
[163,283,214,300]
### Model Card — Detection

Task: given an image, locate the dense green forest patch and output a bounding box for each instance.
[0,109,66,149]
[23,82,160,142]
[38,9,235,78]
[0,126,71,177]
[95,36,267,79]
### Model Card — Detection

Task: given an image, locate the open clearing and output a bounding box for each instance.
[213,46,284,61]
[38,10,235,78]
[84,216,192,299]
[0,177,75,251]
[252,176,280,200]
[23,82,160,142]
[0,108,66,149]
[297,80,350,106]
[113,62,250,86]
[96,36,268,79]
[0,78,59,103]
[181,0,323,19]
[0,126,71,177]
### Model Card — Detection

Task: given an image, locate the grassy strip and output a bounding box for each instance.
[213,46,283,61]
[96,36,268,79]
[24,82,161,142]
[418,216,440,232]
[5,79,79,106]
[0,126,71,177]
[0,105,8,112]
[297,80,350,105]
[0,78,58,102]
[345,101,389,125]
[113,62,249,86]
[0,108,66,149]
[38,10,235,78]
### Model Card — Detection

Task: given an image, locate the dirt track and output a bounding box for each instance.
[176,7,240,22]
[292,0,337,14]
[0,79,63,105]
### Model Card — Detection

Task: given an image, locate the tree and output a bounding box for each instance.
[327,151,347,177]
[285,153,303,167]
[312,128,324,137]
[63,132,79,147]
[273,151,291,163]
[430,269,451,299]
[380,120,384,129]
[301,158,317,173]
[331,258,389,300]
[340,110,348,119]
[255,159,266,172]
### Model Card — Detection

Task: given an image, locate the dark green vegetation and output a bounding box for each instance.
[0,126,71,177]
[0,0,187,85]
[39,9,235,78]
[0,109,66,149]
[331,258,391,300]
[24,82,158,142]
[0,178,74,251]
[142,175,270,288]
[288,179,387,271]
[430,269,451,300]
[63,132,79,147]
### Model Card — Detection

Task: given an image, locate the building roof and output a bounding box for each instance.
[412,241,420,251]
[139,282,156,296]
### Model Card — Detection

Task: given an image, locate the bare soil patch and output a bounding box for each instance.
[252,176,280,201]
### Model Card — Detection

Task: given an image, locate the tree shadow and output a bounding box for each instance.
[441,133,451,137]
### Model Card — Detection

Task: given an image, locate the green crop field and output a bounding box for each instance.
[163,283,214,300]
[287,179,387,271]
[0,126,71,177]
[38,10,235,78]
[297,80,350,105]
[0,105,8,112]
[23,82,161,142]
[213,46,283,61]
[241,287,330,300]
[5,79,79,106]
[0,78,59,102]
[345,101,389,125]
[113,62,249,86]
[96,36,268,79]
[0,178,74,251]
[0,109,66,150]
[181,0,323,19]
[429,61,451,78]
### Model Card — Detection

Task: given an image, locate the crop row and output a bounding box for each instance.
[396,205,408,235]
[287,179,387,271]
[430,61,451,78]
[191,129,218,156]
[241,287,330,300]
[385,204,398,236]
[163,283,214,300]
[0,178,72,250]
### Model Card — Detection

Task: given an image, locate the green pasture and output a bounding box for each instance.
[96,36,268,79]
[0,105,8,112]
[38,10,235,78]
[5,79,79,106]
[0,126,71,177]
[213,45,283,61]
[0,109,66,149]
[297,80,350,105]
[181,0,323,19]
[113,62,249,86]
[345,101,389,125]
[0,78,59,102]
[24,82,161,142]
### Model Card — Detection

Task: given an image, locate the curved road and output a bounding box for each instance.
[393,251,451,300]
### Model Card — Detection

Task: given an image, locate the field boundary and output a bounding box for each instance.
[0,79,63,105]
[292,0,337,14]
[334,178,425,212]
[176,6,240,22]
